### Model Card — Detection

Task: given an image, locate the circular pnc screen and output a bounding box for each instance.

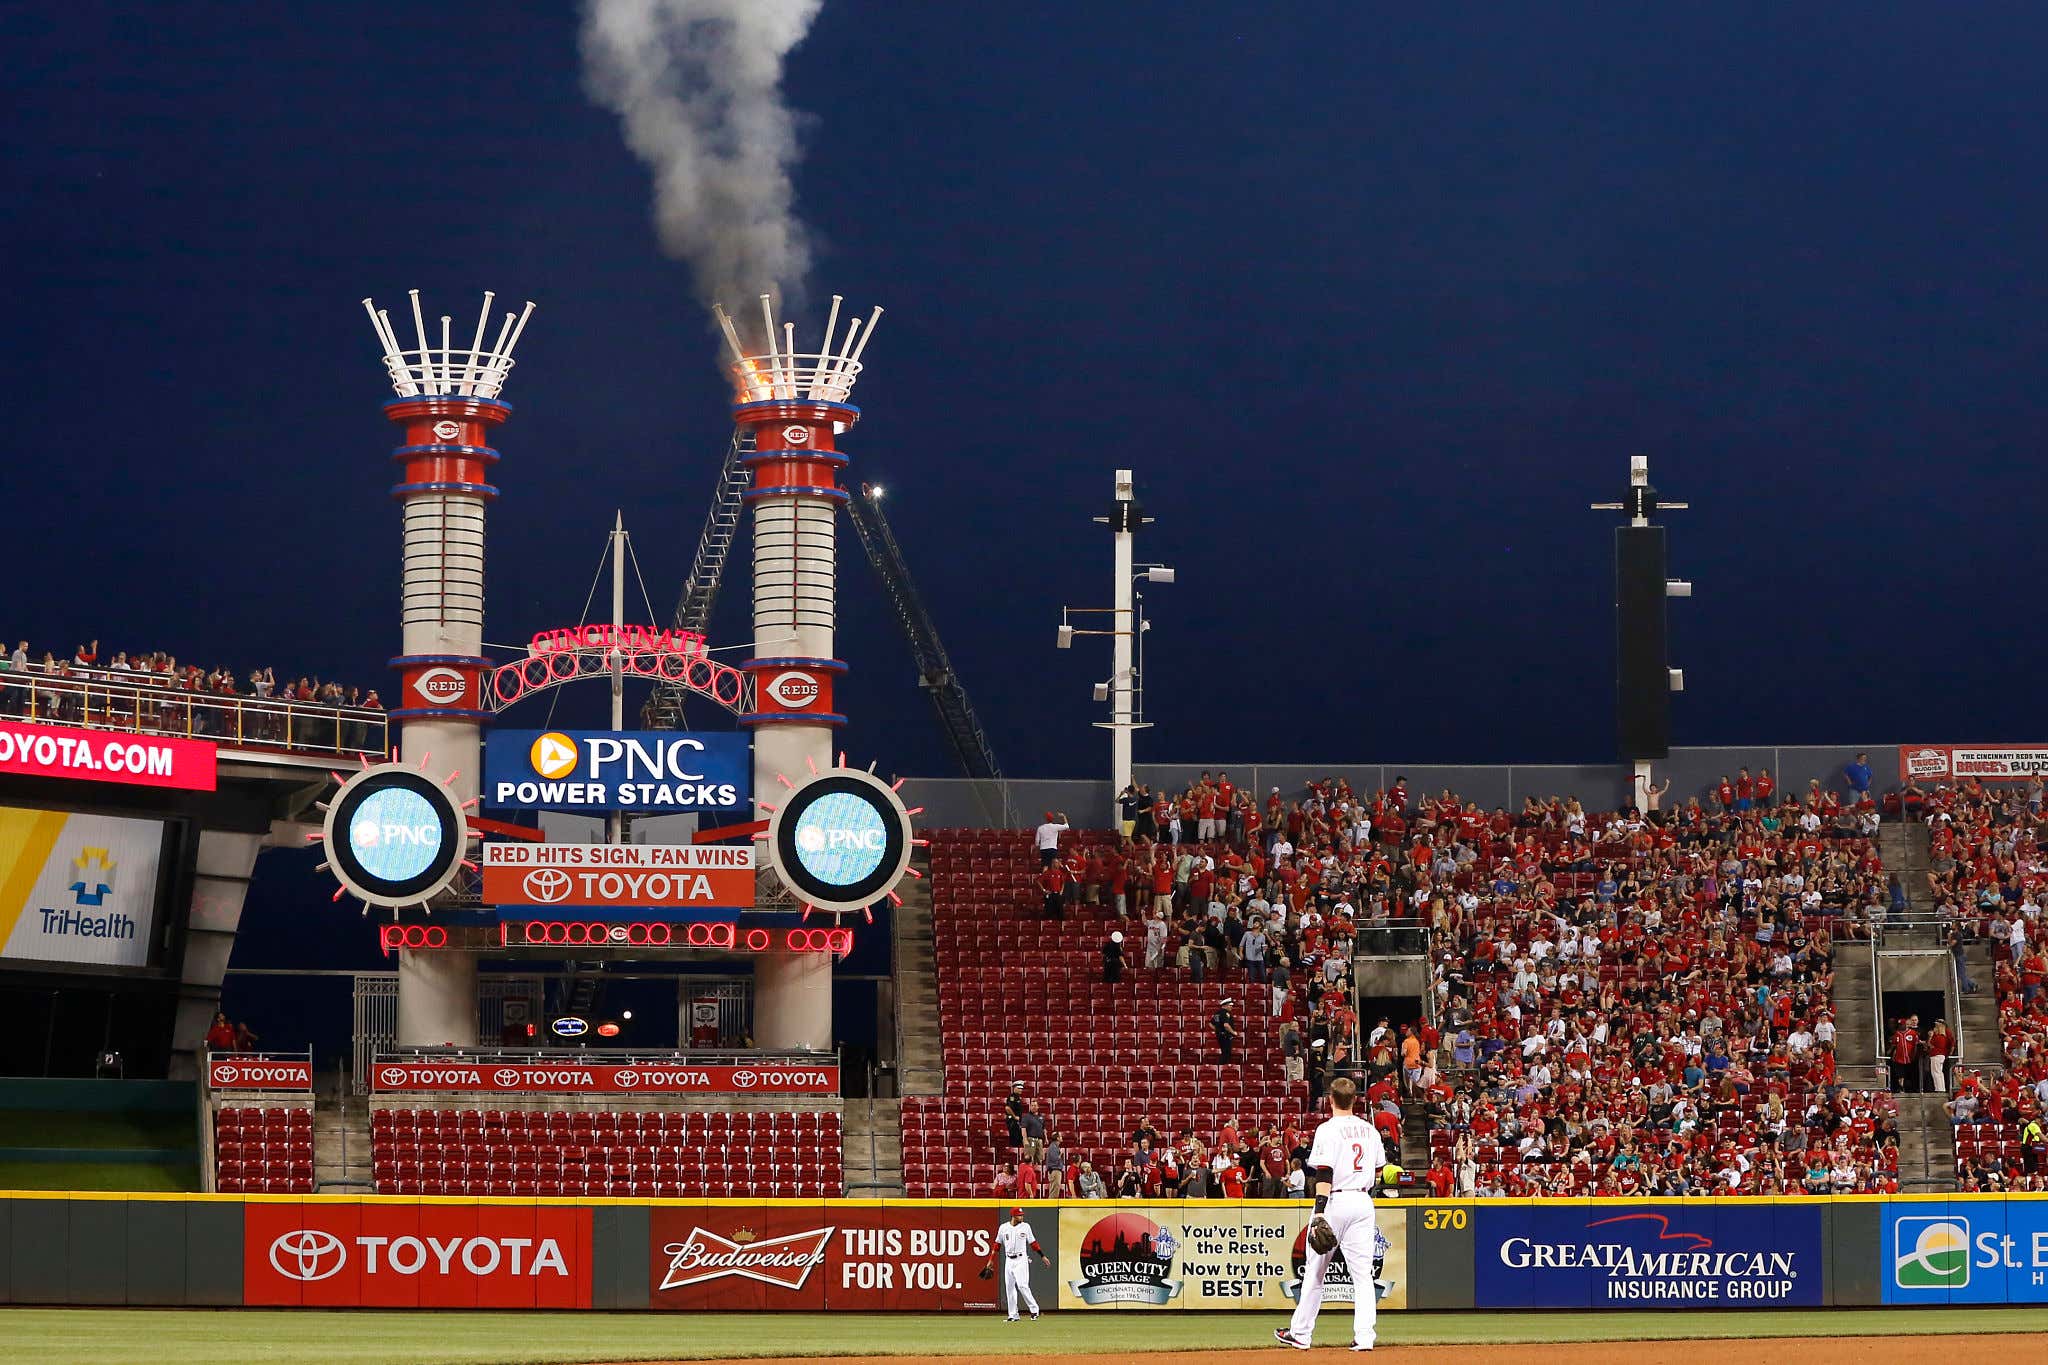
[326,767,464,907]
[791,790,889,886]
[347,785,446,883]
[770,770,911,912]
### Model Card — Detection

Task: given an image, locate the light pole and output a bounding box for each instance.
[1592,455,1691,806]
[1056,470,1172,803]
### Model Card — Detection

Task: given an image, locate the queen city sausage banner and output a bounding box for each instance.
[1056,1204,1407,1310]
[647,1204,1015,1312]
[1474,1203,1822,1307]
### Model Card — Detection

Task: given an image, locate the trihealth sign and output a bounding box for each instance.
[484,730,747,812]
[0,805,165,968]
[0,720,216,792]
[481,842,754,909]
[1473,1205,1822,1307]
[1883,1201,2048,1303]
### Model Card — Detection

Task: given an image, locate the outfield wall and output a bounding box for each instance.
[3,1193,2043,1311]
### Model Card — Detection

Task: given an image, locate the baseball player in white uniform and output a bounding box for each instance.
[984,1205,1051,1321]
[1275,1077,1390,1352]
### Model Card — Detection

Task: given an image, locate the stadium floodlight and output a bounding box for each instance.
[1056,623,1075,650]
[1145,566,1175,584]
[1669,668,1686,692]
[1092,681,1110,703]
[1666,579,1693,597]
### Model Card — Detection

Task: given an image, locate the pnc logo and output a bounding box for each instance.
[412,666,468,704]
[529,732,579,780]
[271,1229,347,1282]
[522,867,572,903]
[767,671,821,708]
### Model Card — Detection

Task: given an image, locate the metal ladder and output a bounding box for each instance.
[643,427,753,730]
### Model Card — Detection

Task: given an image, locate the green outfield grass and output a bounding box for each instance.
[2,1307,2047,1364]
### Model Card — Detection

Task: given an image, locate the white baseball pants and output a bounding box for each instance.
[1287,1192,1375,1348]
[1005,1258,1038,1318]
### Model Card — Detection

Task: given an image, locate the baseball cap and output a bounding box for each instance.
[1012,1205,1024,1215]
[1011,1080,1024,1089]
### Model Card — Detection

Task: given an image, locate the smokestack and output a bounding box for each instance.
[580,0,824,307]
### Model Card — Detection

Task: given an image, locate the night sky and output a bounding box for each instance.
[8,3,2047,784]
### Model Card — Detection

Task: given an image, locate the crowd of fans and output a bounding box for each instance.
[1914,779,2048,1188]
[1,637,382,746]
[1408,776,1906,1195]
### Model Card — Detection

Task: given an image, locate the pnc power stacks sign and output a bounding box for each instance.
[245,1203,592,1307]
[648,1206,1006,1312]
[485,730,747,813]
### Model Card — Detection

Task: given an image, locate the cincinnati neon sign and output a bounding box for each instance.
[488,627,749,713]
[528,624,708,657]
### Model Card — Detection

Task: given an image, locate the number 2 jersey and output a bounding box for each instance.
[1307,1112,1385,1194]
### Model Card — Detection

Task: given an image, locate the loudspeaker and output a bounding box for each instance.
[1615,526,1669,759]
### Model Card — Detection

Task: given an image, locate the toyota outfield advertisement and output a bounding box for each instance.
[1883,1201,2048,1304]
[1473,1204,1823,1307]
[246,1203,592,1307]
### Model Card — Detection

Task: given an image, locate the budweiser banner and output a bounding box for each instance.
[482,841,755,911]
[648,1204,1016,1312]
[245,1201,591,1308]
[1057,1204,1407,1311]
[1898,745,2048,783]
[208,1056,312,1091]
[370,1060,838,1095]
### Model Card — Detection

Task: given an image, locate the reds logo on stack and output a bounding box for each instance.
[659,1226,834,1291]
[410,666,470,706]
[766,671,821,709]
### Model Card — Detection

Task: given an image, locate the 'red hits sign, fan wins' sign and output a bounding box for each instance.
[481,842,754,910]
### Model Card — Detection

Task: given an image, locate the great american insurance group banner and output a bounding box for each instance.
[1472,1203,1824,1307]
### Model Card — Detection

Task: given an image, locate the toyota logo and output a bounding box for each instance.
[270,1229,346,1282]
[493,1068,522,1087]
[614,1067,640,1089]
[522,867,573,904]
[731,1070,758,1089]
[212,1064,237,1085]
[379,1066,407,1087]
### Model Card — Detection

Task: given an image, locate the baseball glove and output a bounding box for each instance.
[1307,1215,1338,1255]
[977,1264,994,1280]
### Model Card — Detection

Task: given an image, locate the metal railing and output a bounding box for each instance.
[1,669,386,756]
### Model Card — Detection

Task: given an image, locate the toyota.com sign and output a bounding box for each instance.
[245,1204,592,1307]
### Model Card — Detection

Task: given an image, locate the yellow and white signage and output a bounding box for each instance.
[0,805,165,967]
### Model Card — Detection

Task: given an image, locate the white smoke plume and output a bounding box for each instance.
[581,0,823,309]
